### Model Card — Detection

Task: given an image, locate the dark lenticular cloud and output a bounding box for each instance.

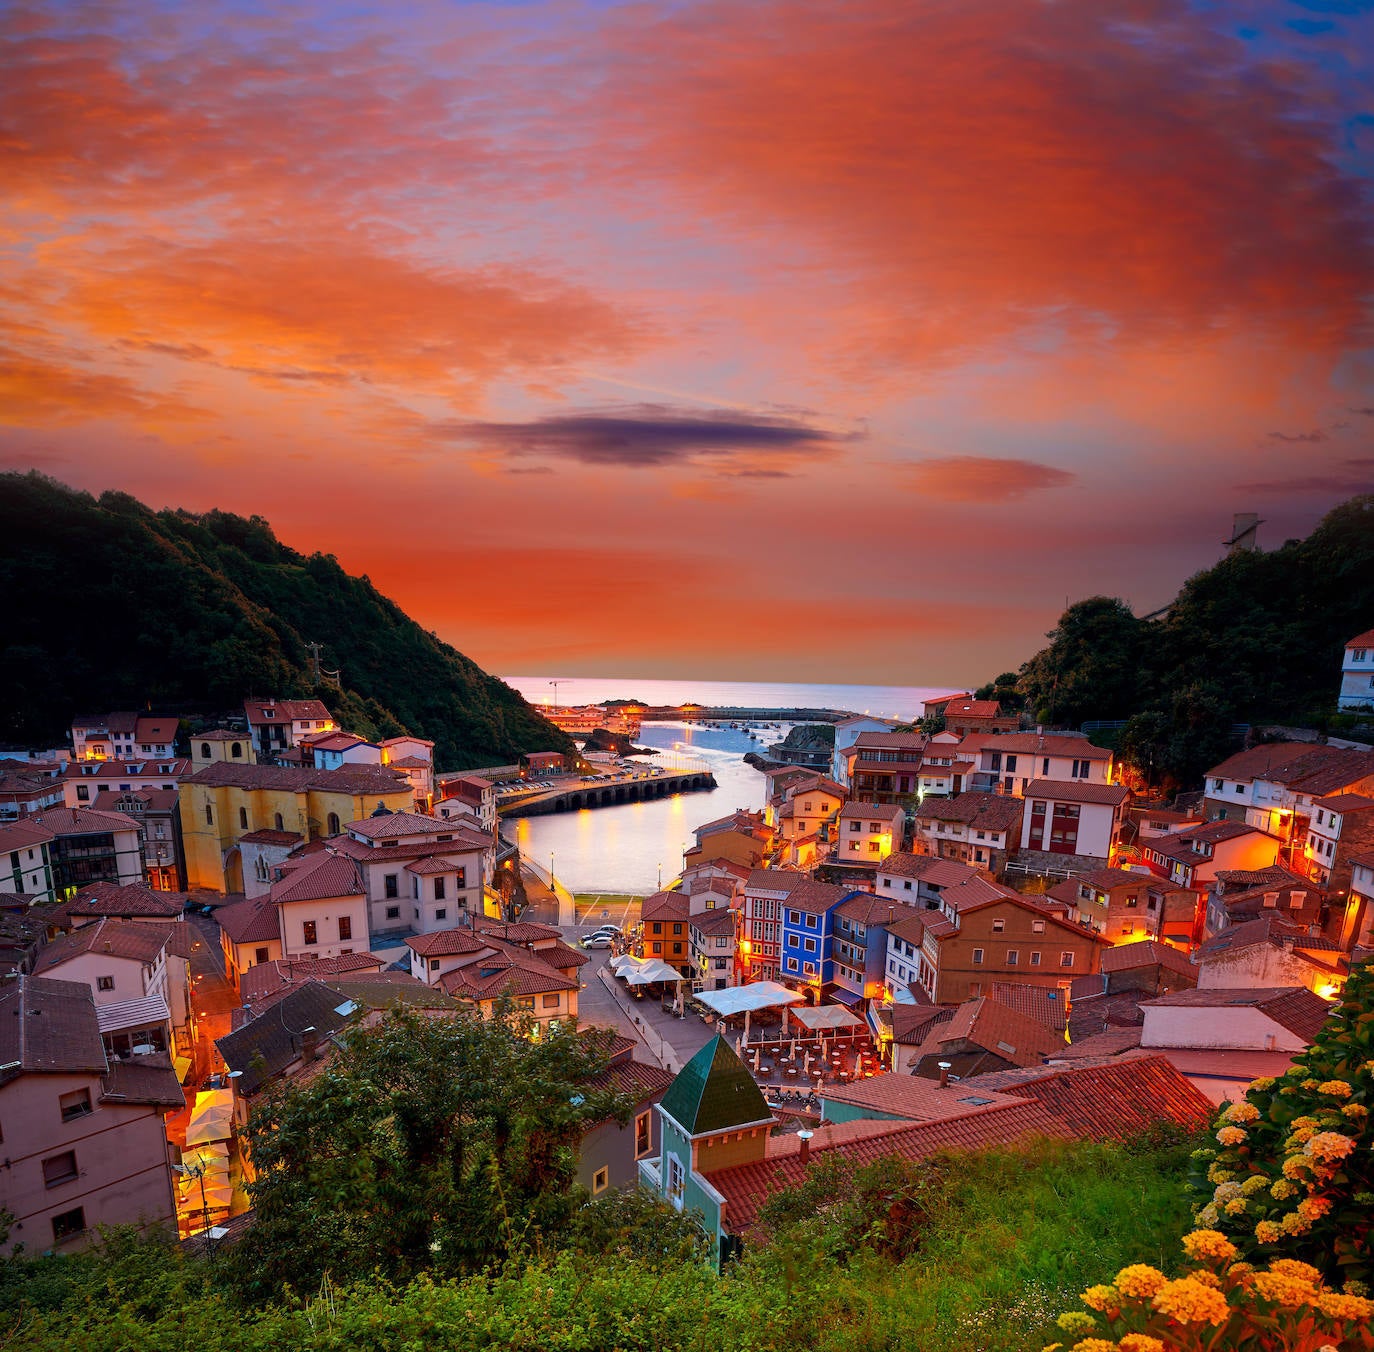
[435,404,856,469]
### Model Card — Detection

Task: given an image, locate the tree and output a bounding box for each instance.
[227,1008,634,1299]
[1017,597,1149,727]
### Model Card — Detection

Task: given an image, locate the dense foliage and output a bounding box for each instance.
[227,1009,644,1299]
[1188,958,1373,1286]
[0,472,571,768]
[1,1132,1198,1351]
[1003,496,1374,786]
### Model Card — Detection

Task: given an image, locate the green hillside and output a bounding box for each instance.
[978,496,1374,784]
[0,472,572,769]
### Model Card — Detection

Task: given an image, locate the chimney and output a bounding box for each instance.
[797,1129,814,1166]
[301,1026,319,1062]
[937,1060,952,1089]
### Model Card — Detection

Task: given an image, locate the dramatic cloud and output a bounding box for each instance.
[1237,459,1374,496]
[902,457,1078,503]
[435,405,855,470]
[1269,429,1329,443]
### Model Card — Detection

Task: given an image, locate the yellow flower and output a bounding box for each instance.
[1270,1179,1297,1200]
[1216,1126,1247,1147]
[1270,1260,1323,1284]
[1291,1116,1319,1130]
[1056,1311,1097,1335]
[1207,1163,1234,1183]
[1151,1276,1231,1324]
[1212,1181,1242,1203]
[1241,1176,1269,1195]
[1306,1132,1356,1162]
[1069,1341,1118,1352]
[1302,1078,1321,1090]
[1342,1103,1368,1120]
[1115,1265,1168,1299]
[1252,1270,1318,1308]
[1081,1285,1119,1312]
[1317,1080,1352,1098]
[1118,1338,1165,1352]
[1280,1211,1311,1236]
[1223,1101,1261,1124]
[1254,1220,1282,1244]
[1190,1270,1223,1289]
[1248,1076,1276,1091]
[1224,1199,1247,1215]
[1287,1126,1316,1147]
[1282,1155,1312,1179]
[1227,1262,1255,1278]
[1317,1291,1374,1321]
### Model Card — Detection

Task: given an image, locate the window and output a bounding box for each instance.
[850,821,862,833]
[788,910,801,925]
[434,878,446,900]
[1355,649,1368,662]
[302,920,318,945]
[1122,922,1135,936]
[803,962,815,975]
[51,1208,85,1243]
[435,908,447,920]
[991,919,1005,932]
[274,812,284,829]
[239,807,248,829]
[76,785,89,802]
[200,743,211,759]
[667,1154,684,1201]
[59,1089,92,1122]
[542,994,560,1009]
[592,1166,609,1195]
[384,874,399,898]
[327,812,340,835]
[96,975,115,991]
[803,937,816,953]
[430,958,440,971]
[1031,919,1045,934]
[1006,949,1019,965]
[1030,951,1042,966]
[205,803,213,826]
[787,956,798,971]
[971,948,984,964]
[454,867,466,889]
[903,880,912,891]
[868,841,880,853]
[1060,951,1075,967]
[635,1110,652,1158]
[652,942,662,954]
[338,916,352,941]
[42,1151,78,1187]
[672,923,682,935]
[231,742,243,759]
[254,946,270,964]
[386,905,400,919]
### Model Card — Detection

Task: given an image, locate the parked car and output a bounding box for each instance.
[588,923,623,937]
[579,933,613,950]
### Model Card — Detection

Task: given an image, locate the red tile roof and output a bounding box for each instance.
[34,917,176,971]
[711,1101,1069,1235]
[244,698,334,725]
[944,700,1003,719]
[215,894,282,945]
[914,792,1024,832]
[470,914,563,943]
[31,806,139,836]
[269,852,364,904]
[54,881,185,921]
[886,912,927,946]
[1207,744,1374,796]
[1313,792,1374,813]
[0,976,108,1085]
[405,929,491,957]
[641,890,691,924]
[1099,940,1196,978]
[238,952,384,1004]
[980,733,1111,760]
[891,1002,952,1044]
[878,853,980,887]
[1347,629,1374,649]
[1141,987,1333,1041]
[238,828,303,846]
[1022,779,1130,806]
[186,761,409,795]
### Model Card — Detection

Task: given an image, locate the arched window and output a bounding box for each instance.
[204,803,213,825]
[274,812,284,831]
[231,742,243,759]
[200,743,211,759]
[327,812,340,836]
[239,807,248,829]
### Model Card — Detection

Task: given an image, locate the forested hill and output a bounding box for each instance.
[0,473,572,769]
[980,495,1374,785]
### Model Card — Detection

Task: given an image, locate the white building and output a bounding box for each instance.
[270,851,370,962]
[70,713,179,762]
[1019,780,1129,862]
[242,698,337,759]
[0,818,56,902]
[833,800,902,864]
[1338,628,1374,711]
[830,716,904,788]
[63,757,189,808]
[967,733,1112,798]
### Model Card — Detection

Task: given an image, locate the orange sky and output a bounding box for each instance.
[2,0,1371,686]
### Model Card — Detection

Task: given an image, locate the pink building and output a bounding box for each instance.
[0,976,182,1255]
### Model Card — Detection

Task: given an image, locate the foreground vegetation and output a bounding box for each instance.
[0,1131,1198,1352]
[0,472,571,767]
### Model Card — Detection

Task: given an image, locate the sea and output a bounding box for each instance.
[503,676,959,896]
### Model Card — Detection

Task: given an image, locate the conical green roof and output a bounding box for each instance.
[659,1034,772,1136]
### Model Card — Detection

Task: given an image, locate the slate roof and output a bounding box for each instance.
[101,1055,185,1107]
[0,975,108,1086]
[216,980,355,1094]
[1141,987,1333,1041]
[658,1035,773,1136]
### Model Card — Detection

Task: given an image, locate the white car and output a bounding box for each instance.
[579,933,613,949]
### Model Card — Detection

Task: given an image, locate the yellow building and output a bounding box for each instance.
[190,729,257,769]
[179,762,413,892]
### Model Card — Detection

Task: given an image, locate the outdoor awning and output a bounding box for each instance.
[788,1003,863,1030]
[828,988,864,1010]
[694,981,805,1017]
[184,1089,235,1146]
[172,1055,193,1083]
[96,993,171,1034]
[621,958,685,985]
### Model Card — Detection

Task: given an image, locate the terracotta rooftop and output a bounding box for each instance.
[238,952,384,1005]
[743,869,810,894]
[0,975,108,1086]
[1141,987,1333,1041]
[1194,915,1319,962]
[1347,628,1374,649]
[31,805,139,836]
[184,761,408,794]
[405,929,492,958]
[217,980,354,1095]
[878,854,981,887]
[1313,792,1374,814]
[54,881,185,921]
[890,1002,952,1045]
[1099,940,1196,978]
[944,700,1003,719]
[471,914,564,944]
[1022,779,1130,806]
[1207,743,1374,796]
[244,698,334,725]
[641,890,691,924]
[269,851,364,904]
[837,799,903,821]
[238,828,303,847]
[981,733,1111,760]
[885,912,927,946]
[913,792,1024,832]
[34,917,179,972]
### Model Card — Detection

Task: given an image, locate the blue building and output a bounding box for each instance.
[829,892,899,1009]
[777,879,864,999]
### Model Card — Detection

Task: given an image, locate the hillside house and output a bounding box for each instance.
[1019,780,1129,864]
[967,733,1112,798]
[71,713,179,763]
[242,698,337,760]
[913,792,1023,872]
[1338,628,1374,711]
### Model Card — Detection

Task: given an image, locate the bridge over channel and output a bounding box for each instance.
[499,768,716,817]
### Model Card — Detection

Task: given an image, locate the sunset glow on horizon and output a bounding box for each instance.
[2,0,1371,686]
